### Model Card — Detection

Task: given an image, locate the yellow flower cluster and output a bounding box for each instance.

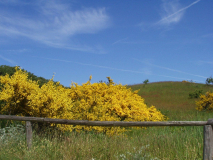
[0,68,39,115]
[196,92,213,111]
[182,80,189,83]
[0,67,167,135]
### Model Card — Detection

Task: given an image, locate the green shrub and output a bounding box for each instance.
[189,90,203,99]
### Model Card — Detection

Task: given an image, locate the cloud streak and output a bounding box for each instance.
[197,61,213,65]
[4,49,29,53]
[0,1,110,53]
[31,56,201,82]
[156,0,201,25]
[133,58,207,79]
[0,54,16,65]
[112,38,152,45]
[112,38,129,45]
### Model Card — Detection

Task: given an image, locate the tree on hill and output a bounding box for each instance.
[143,79,149,85]
[206,76,213,85]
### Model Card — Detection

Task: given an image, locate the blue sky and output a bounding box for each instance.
[0,0,212,87]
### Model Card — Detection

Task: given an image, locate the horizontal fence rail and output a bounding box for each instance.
[0,115,211,126]
[0,115,213,160]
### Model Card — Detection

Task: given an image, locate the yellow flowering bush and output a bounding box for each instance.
[0,67,74,131]
[27,80,74,131]
[27,80,73,118]
[0,67,39,115]
[0,67,167,135]
[68,77,167,135]
[196,92,213,111]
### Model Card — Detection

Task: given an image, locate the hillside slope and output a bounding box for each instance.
[128,82,213,111]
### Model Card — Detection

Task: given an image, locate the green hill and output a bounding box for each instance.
[128,82,213,120]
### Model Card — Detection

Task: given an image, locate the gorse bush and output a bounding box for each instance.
[182,80,189,83]
[69,76,167,135]
[0,68,72,119]
[196,92,213,111]
[0,67,167,135]
[0,68,40,115]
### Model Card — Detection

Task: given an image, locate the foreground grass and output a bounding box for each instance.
[1,82,213,159]
[0,110,212,160]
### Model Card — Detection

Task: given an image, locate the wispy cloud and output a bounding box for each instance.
[133,58,207,79]
[156,0,200,25]
[30,56,201,81]
[112,38,128,45]
[4,49,29,53]
[112,37,152,45]
[32,56,150,74]
[197,61,213,65]
[0,54,16,65]
[0,1,110,53]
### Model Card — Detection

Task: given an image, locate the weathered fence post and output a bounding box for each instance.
[203,119,213,160]
[26,121,32,149]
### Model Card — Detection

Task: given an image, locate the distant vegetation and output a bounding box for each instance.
[143,79,149,85]
[206,76,213,85]
[189,90,203,99]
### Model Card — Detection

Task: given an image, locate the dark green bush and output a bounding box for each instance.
[206,76,213,85]
[189,90,203,99]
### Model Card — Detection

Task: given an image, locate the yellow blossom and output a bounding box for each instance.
[0,68,167,135]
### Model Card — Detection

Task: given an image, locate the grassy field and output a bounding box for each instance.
[1,81,213,160]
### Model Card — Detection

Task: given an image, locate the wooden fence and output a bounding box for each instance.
[0,115,213,160]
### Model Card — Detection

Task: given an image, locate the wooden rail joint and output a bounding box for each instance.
[207,119,213,125]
